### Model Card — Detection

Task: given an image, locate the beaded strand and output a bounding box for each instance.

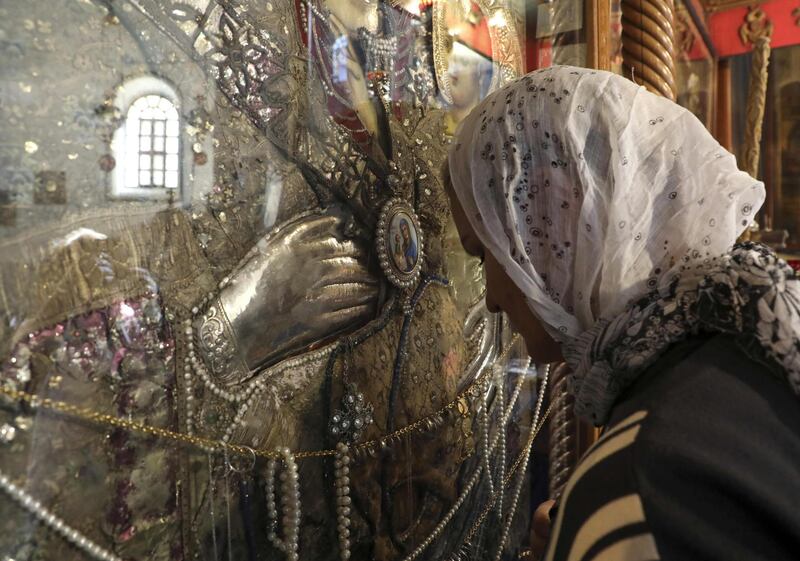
[266,449,301,560]
[493,364,550,561]
[0,469,123,561]
[401,370,528,561]
[334,442,353,560]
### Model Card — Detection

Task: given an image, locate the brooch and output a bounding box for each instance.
[376,198,424,289]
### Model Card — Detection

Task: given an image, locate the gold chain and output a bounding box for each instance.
[0,336,523,461]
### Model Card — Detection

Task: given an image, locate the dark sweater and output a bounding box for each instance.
[544,335,800,561]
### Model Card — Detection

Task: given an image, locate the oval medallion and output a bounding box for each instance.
[376,198,424,289]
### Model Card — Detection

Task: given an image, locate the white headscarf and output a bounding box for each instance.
[449,66,765,342]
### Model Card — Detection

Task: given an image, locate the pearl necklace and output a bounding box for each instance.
[494,370,507,526]
[401,372,527,561]
[480,375,495,496]
[182,313,334,441]
[492,364,550,561]
[444,367,553,561]
[334,442,353,560]
[0,469,123,561]
[266,448,301,561]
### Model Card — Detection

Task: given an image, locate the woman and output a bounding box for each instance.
[446,66,800,560]
[399,218,418,271]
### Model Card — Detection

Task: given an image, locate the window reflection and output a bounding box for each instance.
[124,95,180,190]
[332,35,350,84]
[110,76,181,200]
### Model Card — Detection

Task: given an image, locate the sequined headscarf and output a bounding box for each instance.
[449,66,800,424]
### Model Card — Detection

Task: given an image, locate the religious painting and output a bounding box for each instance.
[377,198,424,288]
[0,2,542,561]
[443,41,494,134]
[390,211,419,273]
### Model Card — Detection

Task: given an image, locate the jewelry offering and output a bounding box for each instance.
[376,198,424,289]
[329,382,375,443]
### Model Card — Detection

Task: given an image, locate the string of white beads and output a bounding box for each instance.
[480,375,495,495]
[279,448,301,561]
[493,364,550,561]
[402,375,526,561]
[183,319,196,435]
[0,469,123,561]
[334,442,353,560]
[266,449,301,560]
[265,458,283,551]
[494,370,507,525]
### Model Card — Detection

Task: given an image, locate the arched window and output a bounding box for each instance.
[111,77,181,199]
[124,95,180,189]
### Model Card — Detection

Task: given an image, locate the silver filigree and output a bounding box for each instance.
[195,300,248,385]
[329,383,374,443]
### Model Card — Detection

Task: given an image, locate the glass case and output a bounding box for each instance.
[730,45,800,249]
[673,0,716,132]
[0,2,557,561]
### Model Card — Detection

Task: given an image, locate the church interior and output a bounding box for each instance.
[0,1,798,560]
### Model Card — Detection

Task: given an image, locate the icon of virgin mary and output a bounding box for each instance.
[399,218,417,272]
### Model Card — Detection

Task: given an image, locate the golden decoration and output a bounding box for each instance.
[432,0,523,105]
[742,35,771,179]
[740,5,773,182]
[701,0,762,13]
[737,5,772,241]
[621,0,678,100]
[0,335,524,461]
[739,5,773,46]
[548,363,575,500]
[675,9,695,58]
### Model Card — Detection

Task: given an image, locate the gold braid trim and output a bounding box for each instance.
[743,36,771,179]
[0,335,522,461]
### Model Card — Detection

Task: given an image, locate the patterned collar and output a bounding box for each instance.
[563,243,800,425]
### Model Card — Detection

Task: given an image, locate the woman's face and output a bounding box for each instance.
[448,57,481,110]
[445,178,563,363]
[401,222,410,241]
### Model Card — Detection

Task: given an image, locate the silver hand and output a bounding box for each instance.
[218,213,379,371]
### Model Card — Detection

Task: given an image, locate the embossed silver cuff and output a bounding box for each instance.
[193,298,250,386]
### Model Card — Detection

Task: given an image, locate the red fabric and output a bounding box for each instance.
[293,0,415,146]
[524,39,552,72]
[454,4,493,58]
[786,259,800,273]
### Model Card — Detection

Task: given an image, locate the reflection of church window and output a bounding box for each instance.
[125,95,180,190]
[332,35,350,83]
[111,76,181,200]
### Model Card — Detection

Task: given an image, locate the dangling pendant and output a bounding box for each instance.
[376,198,424,290]
[329,383,374,443]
